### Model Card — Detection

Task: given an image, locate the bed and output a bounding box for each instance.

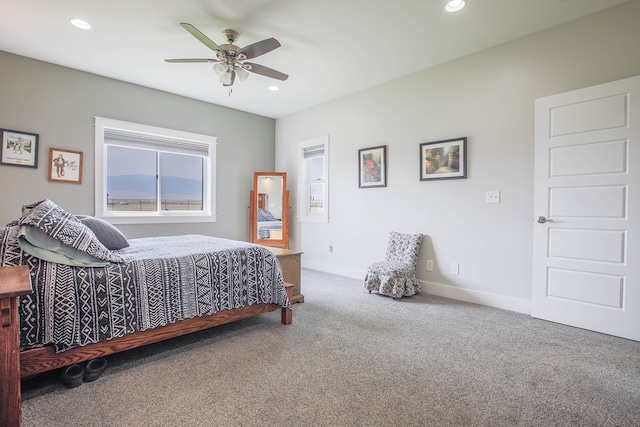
[0,199,293,424]
[257,208,282,239]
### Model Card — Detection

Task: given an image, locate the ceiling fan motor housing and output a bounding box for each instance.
[222,29,240,44]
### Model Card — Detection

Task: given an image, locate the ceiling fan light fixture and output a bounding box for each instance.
[70,18,91,30]
[220,69,234,86]
[236,67,249,82]
[213,62,228,76]
[268,85,280,91]
[445,0,465,12]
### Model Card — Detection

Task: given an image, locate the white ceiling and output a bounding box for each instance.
[0,0,627,119]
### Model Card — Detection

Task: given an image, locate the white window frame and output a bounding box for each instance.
[297,135,329,223]
[94,117,217,224]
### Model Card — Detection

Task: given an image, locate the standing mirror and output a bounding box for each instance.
[250,172,289,249]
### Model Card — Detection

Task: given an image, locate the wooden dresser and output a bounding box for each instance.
[266,247,304,304]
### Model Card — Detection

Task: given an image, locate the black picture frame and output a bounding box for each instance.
[420,137,467,181]
[358,145,387,188]
[0,128,39,168]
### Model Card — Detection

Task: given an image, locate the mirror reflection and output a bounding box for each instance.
[257,175,283,240]
[250,172,289,249]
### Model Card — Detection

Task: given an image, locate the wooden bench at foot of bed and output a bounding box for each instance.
[0,265,293,427]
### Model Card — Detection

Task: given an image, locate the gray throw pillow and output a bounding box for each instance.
[76,215,129,250]
[17,199,123,263]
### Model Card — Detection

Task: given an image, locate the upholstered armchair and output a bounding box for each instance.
[364,232,423,299]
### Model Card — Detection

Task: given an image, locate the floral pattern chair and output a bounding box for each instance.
[364,231,423,299]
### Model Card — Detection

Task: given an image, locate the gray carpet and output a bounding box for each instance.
[21,269,640,426]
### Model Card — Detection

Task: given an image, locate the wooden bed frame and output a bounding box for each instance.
[0,265,293,426]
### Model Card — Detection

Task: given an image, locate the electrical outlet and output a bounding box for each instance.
[451,263,459,275]
[486,190,501,204]
[426,259,433,271]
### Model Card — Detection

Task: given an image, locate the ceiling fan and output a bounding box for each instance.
[165,23,289,88]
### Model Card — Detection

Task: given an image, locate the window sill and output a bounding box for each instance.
[297,215,329,224]
[98,213,217,225]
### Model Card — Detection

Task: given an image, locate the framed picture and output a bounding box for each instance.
[420,137,467,181]
[49,148,83,184]
[0,128,39,168]
[358,145,387,188]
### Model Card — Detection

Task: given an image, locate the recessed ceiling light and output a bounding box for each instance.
[445,0,466,12]
[268,85,280,91]
[70,18,91,30]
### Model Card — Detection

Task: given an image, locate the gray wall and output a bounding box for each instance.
[0,51,275,240]
[275,1,640,312]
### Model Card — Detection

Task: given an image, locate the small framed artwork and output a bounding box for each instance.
[0,128,39,168]
[420,137,467,181]
[358,145,387,188]
[49,148,83,184]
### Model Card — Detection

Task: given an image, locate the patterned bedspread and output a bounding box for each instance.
[257,220,282,239]
[0,225,289,352]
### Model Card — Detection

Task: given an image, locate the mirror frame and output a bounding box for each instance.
[249,172,289,249]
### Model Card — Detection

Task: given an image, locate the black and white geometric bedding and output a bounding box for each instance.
[257,220,283,239]
[0,200,290,352]
[256,208,282,239]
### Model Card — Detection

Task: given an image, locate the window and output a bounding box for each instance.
[94,117,217,224]
[297,135,329,223]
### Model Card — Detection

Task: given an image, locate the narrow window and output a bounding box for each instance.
[297,135,329,223]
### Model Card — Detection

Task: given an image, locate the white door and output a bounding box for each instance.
[532,75,640,341]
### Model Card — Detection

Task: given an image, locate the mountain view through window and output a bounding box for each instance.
[106,145,203,211]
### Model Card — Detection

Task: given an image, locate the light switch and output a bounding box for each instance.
[451,263,459,275]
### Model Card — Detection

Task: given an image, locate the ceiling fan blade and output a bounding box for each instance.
[165,58,216,63]
[180,23,224,54]
[237,38,281,60]
[245,63,288,81]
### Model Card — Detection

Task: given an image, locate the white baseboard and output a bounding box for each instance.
[420,280,531,314]
[302,260,367,280]
[301,261,531,315]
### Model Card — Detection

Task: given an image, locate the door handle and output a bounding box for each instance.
[536,216,553,224]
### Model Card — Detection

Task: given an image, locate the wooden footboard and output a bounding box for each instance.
[21,282,293,377]
[0,270,292,426]
[0,266,32,427]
